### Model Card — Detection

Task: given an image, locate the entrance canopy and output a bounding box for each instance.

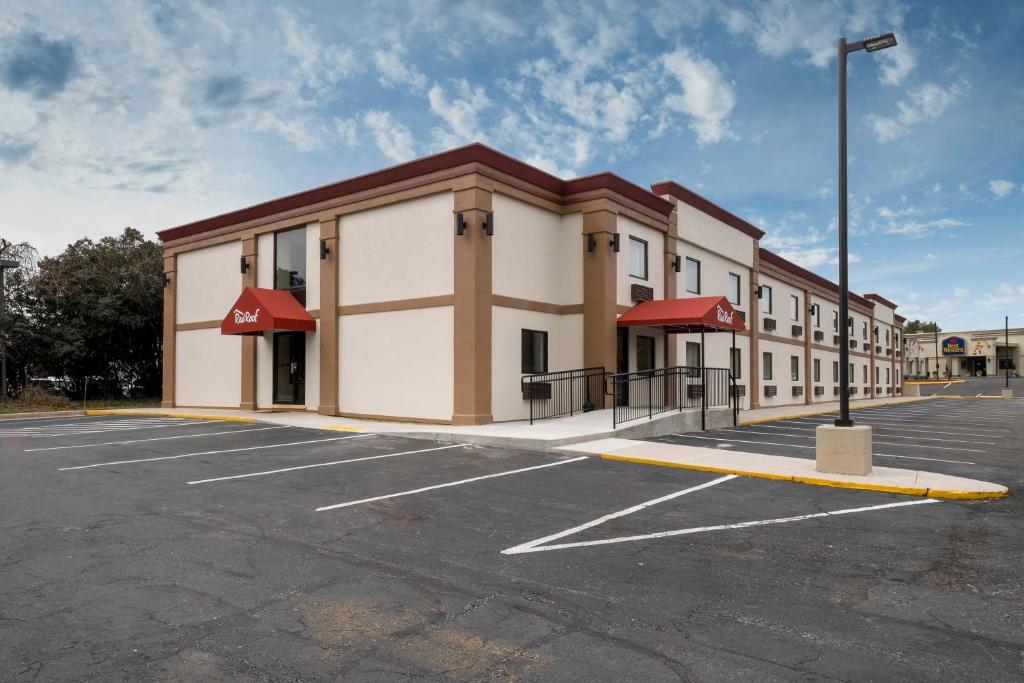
[221,287,316,335]
[617,296,746,333]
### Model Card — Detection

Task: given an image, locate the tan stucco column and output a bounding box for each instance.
[452,187,493,425]
[804,288,812,405]
[319,216,340,415]
[240,237,257,410]
[161,254,176,408]
[749,243,761,409]
[663,208,679,370]
[583,209,618,407]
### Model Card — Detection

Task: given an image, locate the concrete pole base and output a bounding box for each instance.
[815,424,872,475]
[902,383,921,397]
[1002,388,1014,399]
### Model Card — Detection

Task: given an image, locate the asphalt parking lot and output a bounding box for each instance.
[1,403,1022,681]
[913,374,1022,397]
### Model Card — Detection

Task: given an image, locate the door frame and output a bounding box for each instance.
[272,331,306,405]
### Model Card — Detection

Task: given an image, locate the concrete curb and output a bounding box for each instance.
[84,409,256,423]
[930,394,1024,401]
[0,410,86,420]
[905,380,966,385]
[738,397,934,426]
[598,452,1008,500]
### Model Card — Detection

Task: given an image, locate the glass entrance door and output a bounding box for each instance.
[273,332,306,404]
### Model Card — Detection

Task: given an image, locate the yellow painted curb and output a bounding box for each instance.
[599,453,1008,500]
[739,397,933,426]
[84,409,255,423]
[323,425,367,432]
[930,394,1024,401]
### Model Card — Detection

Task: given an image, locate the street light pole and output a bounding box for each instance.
[835,31,897,427]
[1006,315,1010,390]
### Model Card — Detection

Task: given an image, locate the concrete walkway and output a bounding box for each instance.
[558,438,1008,500]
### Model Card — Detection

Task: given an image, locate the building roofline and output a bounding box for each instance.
[758,248,874,309]
[864,293,898,310]
[649,180,766,240]
[894,314,906,324]
[157,142,673,243]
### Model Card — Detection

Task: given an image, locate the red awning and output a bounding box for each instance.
[220,287,316,335]
[617,296,746,333]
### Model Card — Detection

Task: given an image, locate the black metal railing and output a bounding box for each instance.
[522,367,606,425]
[606,366,735,429]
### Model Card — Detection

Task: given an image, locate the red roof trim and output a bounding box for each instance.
[650,181,766,240]
[758,248,874,310]
[894,314,906,324]
[863,293,898,310]
[159,143,672,243]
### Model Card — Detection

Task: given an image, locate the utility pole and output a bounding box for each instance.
[1006,316,1010,390]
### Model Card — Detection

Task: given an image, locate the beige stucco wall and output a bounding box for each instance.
[339,306,454,420]
[676,202,755,268]
[304,323,320,411]
[340,192,453,305]
[176,240,242,324]
[673,332,751,410]
[175,328,241,407]
[758,339,805,407]
[492,194,581,305]
[617,217,664,306]
[491,307,583,422]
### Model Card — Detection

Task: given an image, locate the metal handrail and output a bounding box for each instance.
[521,367,606,425]
[606,365,734,429]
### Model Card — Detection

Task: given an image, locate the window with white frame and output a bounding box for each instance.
[763,352,773,380]
[790,295,799,322]
[686,257,701,294]
[728,272,741,305]
[629,236,648,280]
[761,285,773,314]
[790,355,800,381]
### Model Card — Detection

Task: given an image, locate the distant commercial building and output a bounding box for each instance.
[158,143,904,424]
[904,328,1021,378]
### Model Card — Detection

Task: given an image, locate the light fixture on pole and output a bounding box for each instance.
[816,31,897,477]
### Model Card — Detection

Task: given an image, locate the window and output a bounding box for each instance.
[876,366,880,383]
[874,326,879,342]
[629,236,648,279]
[886,367,890,384]
[813,303,820,328]
[832,361,839,382]
[521,329,548,374]
[685,341,701,368]
[813,358,821,382]
[885,329,890,344]
[761,285,773,314]
[275,227,307,305]
[763,352,773,380]
[862,321,868,340]
[686,257,701,294]
[849,363,854,381]
[728,272,741,305]
[832,310,838,332]
[636,335,656,371]
[731,347,742,379]
[790,295,800,322]
[863,365,868,383]
[790,355,800,381]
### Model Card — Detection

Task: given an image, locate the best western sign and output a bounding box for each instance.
[941,336,966,356]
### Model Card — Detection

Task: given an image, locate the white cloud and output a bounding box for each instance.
[373,46,427,91]
[877,205,923,218]
[988,179,1015,198]
[867,81,965,142]
[931,183,941,194]
[878,217,967,237]
[877,41,916,86]
[661,48,736,146]
[362,110,415,162]
[334,117,359,147]
[428,79,489,148]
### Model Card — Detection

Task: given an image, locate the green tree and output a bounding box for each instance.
[0,239,39,398]
[24,228,164,398]
[904,319,941,334]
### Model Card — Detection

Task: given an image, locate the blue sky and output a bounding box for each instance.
[1,0,1022,330]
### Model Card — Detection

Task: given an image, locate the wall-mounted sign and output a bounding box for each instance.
[941,336,966,356]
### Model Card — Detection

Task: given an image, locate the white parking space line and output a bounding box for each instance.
[187,444,464,484]
[0,420,215,439]
[502,499,941,554]
[315,456,589,512]
[792,417,1009,435]
[770,419,1004,438]
[25,426,290,452]
[59,434,372,471]
[502,474,737,555]
[667,435,975,465]
[732,425,992,445]
[852,410,1010,424]
[0,414,90,423]
[717,428,985,452]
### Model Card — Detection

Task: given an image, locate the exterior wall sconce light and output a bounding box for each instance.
[483,212,494,236]
[610,233,620,253]
[586,233,596,252]
[809,303,820,316]
[455,212,466,236]
[319,239,330,260]
[163,273,171,288]
[240,256,249,274]
[756,285,764,299]
[672,254,681,272]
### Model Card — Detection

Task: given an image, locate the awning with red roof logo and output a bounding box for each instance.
[220,287,316,335]
[617,296,746,333]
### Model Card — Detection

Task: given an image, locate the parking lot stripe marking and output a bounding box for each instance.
[665,435,975,464]
[502,474,736,555]
[24,426,290,452]
[789,416,1009,435]
[58,434,372,471]
[748,424,995,443]
[186,444,465,484]
[766,419,1004,438]
[315,456,589,512]
[719,427,991,447]
[714,428,985,453]
[3,420,215,439]
[503,499,941,553]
